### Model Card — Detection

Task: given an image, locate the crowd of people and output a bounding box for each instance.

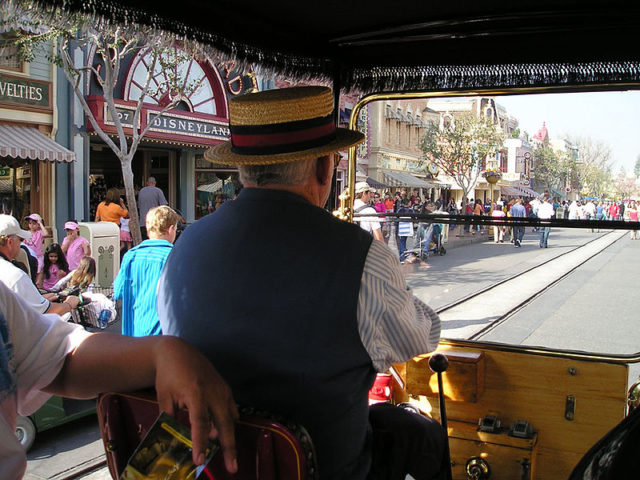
[352,183,448,263]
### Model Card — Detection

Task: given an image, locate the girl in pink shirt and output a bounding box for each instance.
[23,213,51,283]
[42,243,69,291]
[61,221,91,271]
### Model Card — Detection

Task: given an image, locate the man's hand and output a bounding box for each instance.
[43,292,58,302]
[64,295,80,309]
[153,337,239,472]
[45,334,239,473]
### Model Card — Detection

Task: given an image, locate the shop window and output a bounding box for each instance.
[0,34,22,71]
[194,154,240,219]
[0,162,31,219]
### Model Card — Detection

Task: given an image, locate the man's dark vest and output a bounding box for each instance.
[159,188,376,479]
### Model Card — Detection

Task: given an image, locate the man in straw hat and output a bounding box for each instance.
[354,181,385,241]
[158,86,444,479]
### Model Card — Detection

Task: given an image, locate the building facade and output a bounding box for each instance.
[0,29,74,233]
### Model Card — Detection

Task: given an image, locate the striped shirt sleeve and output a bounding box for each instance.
[357,240,441,372]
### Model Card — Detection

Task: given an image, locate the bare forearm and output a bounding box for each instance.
[47,301,73,316]
[44,333,239,472]
[44,333,162,398]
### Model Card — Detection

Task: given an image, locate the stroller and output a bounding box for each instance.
[416,222,446,260]
[404,221,446,261]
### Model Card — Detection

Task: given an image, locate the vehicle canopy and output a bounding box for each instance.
[31,0,640,94]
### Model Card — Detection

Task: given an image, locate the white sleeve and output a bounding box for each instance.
[357,240,441,372]
[13,272,50,314]
[362,206,382,231]
[0,283,90,415]
[51,271,73,292]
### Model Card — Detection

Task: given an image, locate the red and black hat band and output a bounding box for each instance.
[230,114,336,155]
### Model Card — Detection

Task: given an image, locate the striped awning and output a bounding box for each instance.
[501,185,541,197]
[0,125,75,164]
[381,169,435,189]
[501,186,522,196]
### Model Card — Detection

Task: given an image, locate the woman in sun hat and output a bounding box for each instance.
[61,220,91,271]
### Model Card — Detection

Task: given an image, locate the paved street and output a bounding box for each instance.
[25,225,640,479]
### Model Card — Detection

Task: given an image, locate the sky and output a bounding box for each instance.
[497,91,640,175]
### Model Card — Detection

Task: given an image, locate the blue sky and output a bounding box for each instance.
[497,91,640,174]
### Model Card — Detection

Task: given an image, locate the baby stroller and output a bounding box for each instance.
[404,222,446,261]
[417,222,446,260]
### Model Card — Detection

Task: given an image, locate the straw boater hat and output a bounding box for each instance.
[205,86,365,166]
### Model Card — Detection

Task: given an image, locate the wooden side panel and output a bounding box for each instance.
[448,420,537,480]
[407,351,484,402]
[403,345,628,480]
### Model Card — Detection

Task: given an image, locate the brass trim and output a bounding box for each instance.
[565,394,576,421]
[346,83,640,363]
[438,338,640,365]
[346,83,640,222]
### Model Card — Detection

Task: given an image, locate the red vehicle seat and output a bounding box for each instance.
[97,390,318,479]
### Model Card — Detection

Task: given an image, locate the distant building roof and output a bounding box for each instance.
[533,122,548,142]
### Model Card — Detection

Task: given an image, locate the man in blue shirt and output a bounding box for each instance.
[509,198,526,247]
[114,205,178,336]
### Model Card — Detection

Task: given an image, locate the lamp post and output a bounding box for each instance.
[484,171,501,214]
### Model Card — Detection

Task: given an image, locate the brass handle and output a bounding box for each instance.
[466,457,490,480]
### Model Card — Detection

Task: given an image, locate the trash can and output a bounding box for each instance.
[78,222,120,288]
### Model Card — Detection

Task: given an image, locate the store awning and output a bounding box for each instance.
[0,125,75,165]
[366,177,388,189]
[500,185,541,197]
[501,186,522,196]
[519,186,541,197]
[551,187,567,198]
[381,169,435,189]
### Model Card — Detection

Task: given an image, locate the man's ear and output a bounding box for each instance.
[316,155,332,185]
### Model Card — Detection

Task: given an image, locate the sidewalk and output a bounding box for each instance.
[385,224,492,257]
[442,227,492,250]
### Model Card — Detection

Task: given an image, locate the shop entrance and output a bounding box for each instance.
[0,160,55,225]
[89,145,177,220]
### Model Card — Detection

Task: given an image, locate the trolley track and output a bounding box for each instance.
[428,229,628,340]
[435,229,617,315]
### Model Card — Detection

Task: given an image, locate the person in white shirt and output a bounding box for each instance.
[0,215,79,317]
[537,196,556,248]
[583,200,596,219]
[353,182,384,242]
[0,282,239,480]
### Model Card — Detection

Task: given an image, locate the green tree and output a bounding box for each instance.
[421,112,505,205]
[565,136,613,198]
[635,154,640,179]
[7,2,214,243]
[532,145,564,192]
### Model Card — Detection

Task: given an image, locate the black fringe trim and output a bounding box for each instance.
[32,0,333,81]
[344,62,640,95]
[29,1,640,94]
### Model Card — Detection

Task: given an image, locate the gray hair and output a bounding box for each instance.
[238,157,318,187]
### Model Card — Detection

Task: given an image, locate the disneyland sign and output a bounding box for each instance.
[100,100,231,145]
[147,111,230,140]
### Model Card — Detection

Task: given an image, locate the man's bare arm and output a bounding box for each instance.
[45,334,238,472]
